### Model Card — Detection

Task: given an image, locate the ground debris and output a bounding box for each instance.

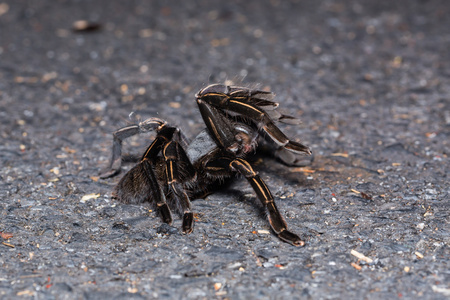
[1,231,13,239]
[350,249,373,264]
[351,262,362,270]
[350,189,373,200]
[72,20,101,32]
[80,193,101,203]
[2,242,15,248]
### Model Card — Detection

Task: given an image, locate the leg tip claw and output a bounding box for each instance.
[182,212,194,234]
[278,230,305,247]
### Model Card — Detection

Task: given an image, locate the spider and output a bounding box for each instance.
[100,84,312,246]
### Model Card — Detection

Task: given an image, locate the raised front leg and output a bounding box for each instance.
[196,84,311,156]
[196,98,239,151]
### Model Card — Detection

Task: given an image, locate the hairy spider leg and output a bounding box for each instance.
[226,89,304,126]
[197,84,278,110]
[227,87,279,110]
[134,125,197,230]
[162,141,196,234]
[113,125,178,225]
[196,99,237,150]
[103,115,199,232]
[198,85,312,166]
[100,117,167,178]
[142,160,173,224]
[205,157,305,246]
[112,158,173,223]
[197,92,311,155]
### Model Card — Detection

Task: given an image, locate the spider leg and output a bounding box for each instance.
[196,92,311,155]
[258,137,314,167]
[197,84,278,110]
[141,160,173,224]
[112,122,181,226]
[100,117,167,178]
[196,99,237,150]
[163,141,196,233]
[113,159,173,225]
[100,124,140,178]
[274,146,314,166]
[206,157,305,246]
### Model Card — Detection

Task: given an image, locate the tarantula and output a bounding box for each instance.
[100,84,312,246]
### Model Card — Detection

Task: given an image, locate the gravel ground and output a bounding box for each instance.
[1,0,449,299]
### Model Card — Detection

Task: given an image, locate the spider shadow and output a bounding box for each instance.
[214,186,268,222]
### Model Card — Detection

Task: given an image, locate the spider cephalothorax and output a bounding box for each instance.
[101,84,311,246]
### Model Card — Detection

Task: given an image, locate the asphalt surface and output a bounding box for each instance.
[0,0,449,299]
